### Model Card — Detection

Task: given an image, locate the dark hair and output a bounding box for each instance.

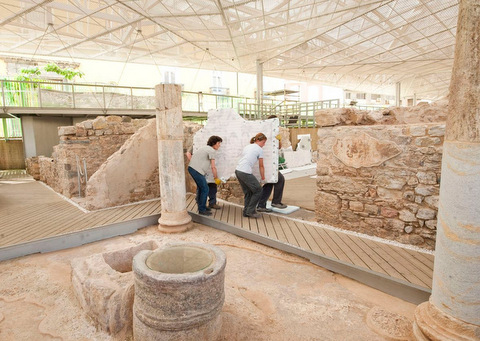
[267,115,277,119]
[250,133,267,144]
[207,135,223,146]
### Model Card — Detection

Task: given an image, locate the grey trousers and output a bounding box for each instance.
[235,170,262,215]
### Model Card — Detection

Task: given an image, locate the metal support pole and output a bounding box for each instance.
[72,84,76,109]
[102,85,106,111]
[1,80,5,107]
[130,87,134,110]
[395,82,401,106]
[256,59,263,116]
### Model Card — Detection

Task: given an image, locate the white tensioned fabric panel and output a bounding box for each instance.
[193,108,279,183]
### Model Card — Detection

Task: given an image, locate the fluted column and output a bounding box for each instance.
[413,0,480,340]
[156,84,192,233]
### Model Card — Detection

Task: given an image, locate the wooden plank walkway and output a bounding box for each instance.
[0,172,434,303]
[0,173,162,256]
[186,194,434,304]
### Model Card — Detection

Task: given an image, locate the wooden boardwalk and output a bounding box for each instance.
[186,194,434,303]
[0,171,161,258]
[0,171,433,303]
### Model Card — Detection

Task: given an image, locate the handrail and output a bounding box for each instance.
[238,99,340,128]
[0,79,260,114]
[0,79,341,128]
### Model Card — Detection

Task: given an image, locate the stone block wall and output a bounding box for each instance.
[83,119,159,210]
[25,156,40,179]
[38,156,58,192]
[315,100,448,128]
[315,123,444,249]
[27,116,149,198]
[84,119,201,210]
[27,117,202,209]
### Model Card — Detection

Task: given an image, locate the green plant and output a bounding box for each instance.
[16,67,41,81]
[3,63,85,107]
[44,63,84,80]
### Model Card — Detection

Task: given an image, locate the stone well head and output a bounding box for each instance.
[132,242,226,341]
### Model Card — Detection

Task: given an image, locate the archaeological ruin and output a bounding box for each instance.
[1,1,479,340]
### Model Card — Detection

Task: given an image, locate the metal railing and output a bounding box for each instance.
[1,79,342,128]
[0,117,22,140]
[0,79,263,114]
[344,104,388,111]
[238,99,340,127]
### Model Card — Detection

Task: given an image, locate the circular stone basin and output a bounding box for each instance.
[145,246,214,274]
[133,242,226,341]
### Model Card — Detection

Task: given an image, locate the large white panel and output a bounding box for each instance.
[193,109,279,183]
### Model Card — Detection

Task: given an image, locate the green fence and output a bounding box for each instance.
[0,118,22,140]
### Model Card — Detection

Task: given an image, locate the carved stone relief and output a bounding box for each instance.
[332,133,402,168]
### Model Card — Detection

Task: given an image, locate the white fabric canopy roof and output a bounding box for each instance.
[0,0,459,99]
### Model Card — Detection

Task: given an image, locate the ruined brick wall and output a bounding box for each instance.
[38,156,59,192]
[25,156,40,180]
[315,101,448,128]
[84,119,158,209]
[27,117,202,209]
[83,120,202,210]
[45,116,148,198]
[315,123,444,250]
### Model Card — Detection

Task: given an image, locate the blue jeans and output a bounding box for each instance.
[188,167,209,213]
[235,170,262,216]
[208,183,217,205]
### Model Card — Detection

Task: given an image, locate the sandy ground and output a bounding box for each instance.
[0,223,416,341]
[283,176,317,212]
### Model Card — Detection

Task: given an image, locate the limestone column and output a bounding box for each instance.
[413,1,480,340]
[156,84,192,233]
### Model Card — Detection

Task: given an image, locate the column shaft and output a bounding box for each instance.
[155,84,192,233]
[414,0,480,339]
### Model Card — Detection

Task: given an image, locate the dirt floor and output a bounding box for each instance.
[0,223,416,341]
[283,176,317,212]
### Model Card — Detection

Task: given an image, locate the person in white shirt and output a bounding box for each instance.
[235,133,267,218]
[188,135,223,216]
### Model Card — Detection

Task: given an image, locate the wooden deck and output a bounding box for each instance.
[0,171,433,303]
[0,171,162,259]
[186,194,434,304]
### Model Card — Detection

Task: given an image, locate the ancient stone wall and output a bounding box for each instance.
[315,123,444,249]
[83,119,159,210]
[27,117,202,209]
[25,156,40,180]
[83,119,201,210]
[26,116,148,198]
[315,101,448,128]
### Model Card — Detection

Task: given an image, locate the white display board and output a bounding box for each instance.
[193,108,279,183]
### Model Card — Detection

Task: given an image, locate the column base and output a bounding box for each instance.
[413,301,480,341]
[157,210,192,233]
